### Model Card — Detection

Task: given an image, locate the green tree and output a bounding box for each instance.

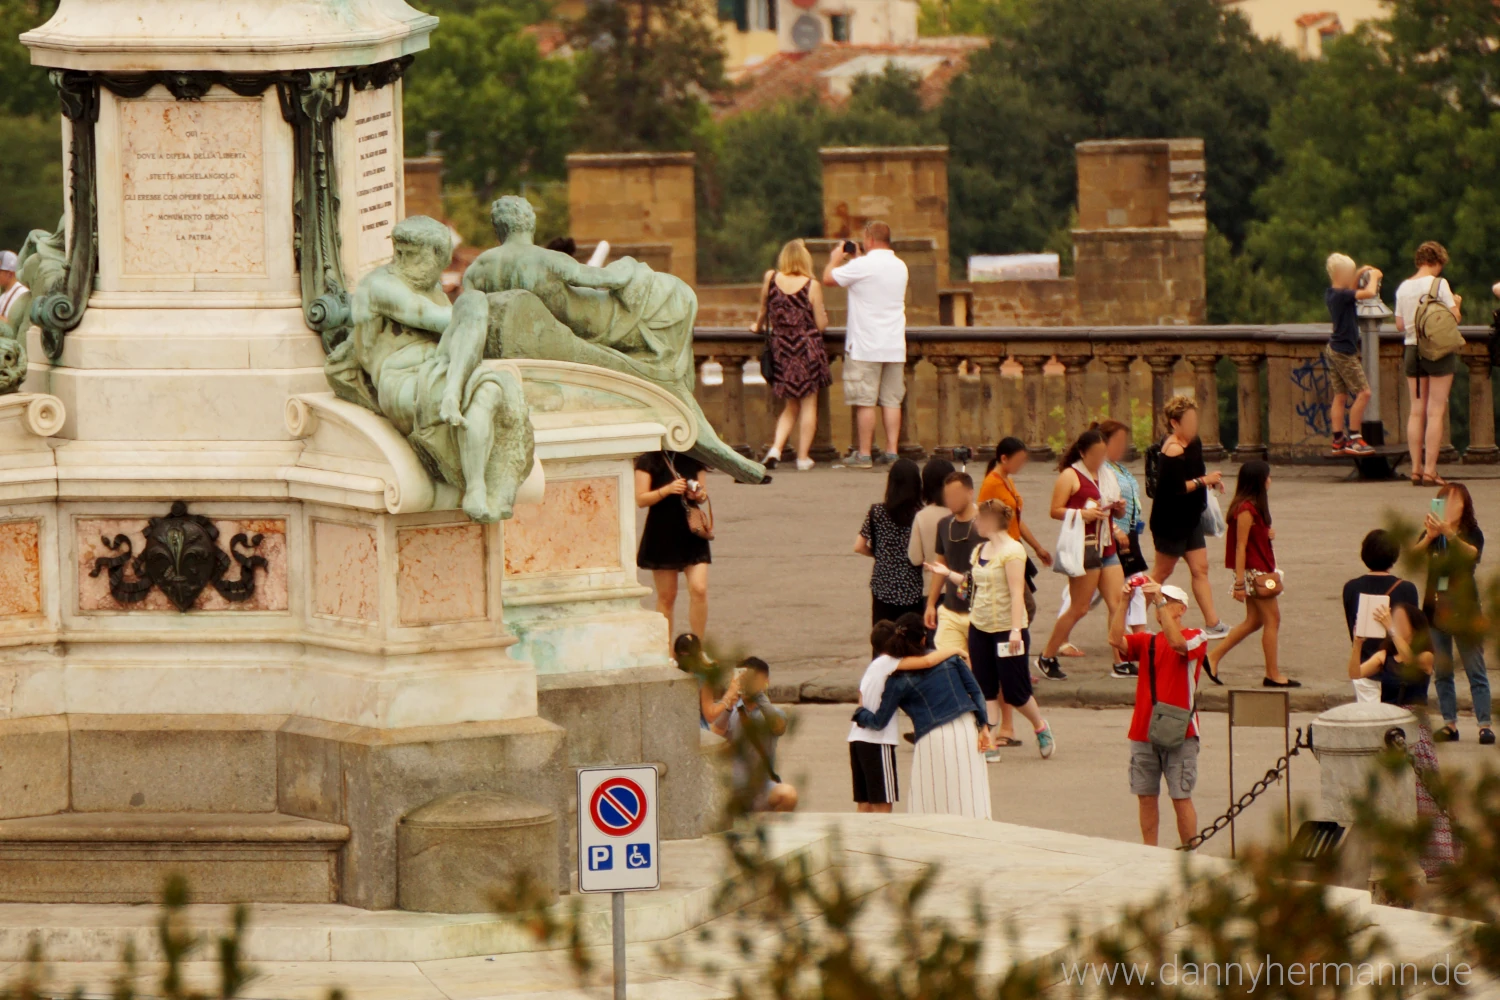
[0,0,59,118]
[941,0,1301,263]
[570,0,726,152]
[402,3,578,200]
[1247,2,1500,317]
[0,0,63,252]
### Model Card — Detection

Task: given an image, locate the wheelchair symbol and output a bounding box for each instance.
[625,843,651,869]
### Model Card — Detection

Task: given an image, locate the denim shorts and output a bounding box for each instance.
[1101,552,1121,568]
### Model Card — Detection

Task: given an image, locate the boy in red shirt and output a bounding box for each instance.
[1109,579,1206,847]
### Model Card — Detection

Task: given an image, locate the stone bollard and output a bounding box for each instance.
[1310,702,1418,890]
[398,792,558,913]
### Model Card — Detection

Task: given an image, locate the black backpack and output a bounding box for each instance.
[1143,438,1164,499]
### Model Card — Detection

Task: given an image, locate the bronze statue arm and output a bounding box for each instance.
[543,251,634,291]
[368,275,453,334]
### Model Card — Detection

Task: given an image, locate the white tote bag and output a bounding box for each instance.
[1053,509,1086,578]
[1202,492,1227,538]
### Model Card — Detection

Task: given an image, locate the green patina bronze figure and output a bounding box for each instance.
[463,196,765,484]
[325,215,534,523]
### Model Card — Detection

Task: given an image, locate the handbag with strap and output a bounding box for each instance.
[1121,529,1149,577]
[663,452,715,541]
[1246,569,1286,600]
[1146,636,1197,750]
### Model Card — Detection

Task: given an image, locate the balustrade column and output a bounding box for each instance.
[1465,356,1499,463]
[1059,355,1091,445]
[692,354,711,454]
[933,356,963,458]
[1231,354,1267,461]
[1101,354,1137,460]
[1188,355,1224,461]
[1145,355,1179,440]
[899,358,926,459]
[1439,408,1460,465]
[975,356,1005,459]
[810,385,839,463]
[1019,357,1053,459]
[718,356,751,456]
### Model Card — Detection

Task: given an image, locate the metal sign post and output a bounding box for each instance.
[1227,689,1291,857]
[577,765,661,1000]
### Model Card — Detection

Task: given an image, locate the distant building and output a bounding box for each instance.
[1220,0,1383,57]
[718,0,925,69]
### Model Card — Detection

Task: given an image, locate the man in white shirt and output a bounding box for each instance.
[823,221,908,470]
[0,251,27,330]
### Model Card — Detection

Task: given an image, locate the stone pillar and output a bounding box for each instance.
[810,384,838,463]
[1101,354,1138,458]
[975,356,1005,459]
[1019,357,1053,459]
[933,356,962,458]
[899,358,925,459]
[566,152,697,286]
[1145,355,1179,441]
[718,356,750,456]
[1465,356,1499,463]
[820,146,950,286]
[1059,355,1091,445]
[1439,408,1460,465]
[1189,355,1224,461]
[1231,355,1267,461]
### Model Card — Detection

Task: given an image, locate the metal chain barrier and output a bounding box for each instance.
[1179,727,1313,852]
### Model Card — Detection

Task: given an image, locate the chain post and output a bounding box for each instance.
[1179,727,1312,852]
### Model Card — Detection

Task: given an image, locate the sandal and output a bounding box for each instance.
[992,736,1024,748]
[1058,643,1086,658]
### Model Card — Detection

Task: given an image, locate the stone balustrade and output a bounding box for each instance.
[691,324,1500,464]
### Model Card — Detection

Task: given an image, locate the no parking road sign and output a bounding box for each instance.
[577,765,660,893]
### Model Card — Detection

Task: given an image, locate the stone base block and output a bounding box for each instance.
[68,715,279,813]
[0,812,347,903]
[397,792,558,913]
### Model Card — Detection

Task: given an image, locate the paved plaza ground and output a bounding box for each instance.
[643,459,1500,712]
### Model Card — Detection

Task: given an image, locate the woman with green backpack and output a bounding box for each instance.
[1395,241,1465,487]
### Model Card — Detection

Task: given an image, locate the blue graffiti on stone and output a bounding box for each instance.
[1290,354,1332,438]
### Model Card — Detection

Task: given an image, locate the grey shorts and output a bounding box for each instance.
[1324,345,1369,397]
[1129,737,1199,800]
[843,359,906,408]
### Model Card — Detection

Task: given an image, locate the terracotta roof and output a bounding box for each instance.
[713,38,987,118]
[1293,10,1339,26]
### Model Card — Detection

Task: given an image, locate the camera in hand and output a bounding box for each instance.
[841,240,858,254]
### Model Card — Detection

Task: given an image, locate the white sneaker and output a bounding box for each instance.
[763,447,781,469]
[1203,621,1231,639]
[795,458,815,471]
[983,749,1003,764]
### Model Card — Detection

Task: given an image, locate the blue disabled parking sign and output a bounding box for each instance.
[577,765,660,893]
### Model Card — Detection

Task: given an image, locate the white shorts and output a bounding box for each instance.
[1058,584,1146,626]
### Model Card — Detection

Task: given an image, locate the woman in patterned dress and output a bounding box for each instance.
[751,239,831,471]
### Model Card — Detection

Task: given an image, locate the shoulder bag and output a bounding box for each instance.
[757,276,777,385]
[1146,636,1196,750]
[663,453,715,541]
[1246,570,1286,599]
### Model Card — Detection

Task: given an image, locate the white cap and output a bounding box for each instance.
[1159,584,1190,607]
[0,251,16,273]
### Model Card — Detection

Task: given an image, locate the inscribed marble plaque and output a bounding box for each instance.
[351,87,398,270]
[120,98,266,275]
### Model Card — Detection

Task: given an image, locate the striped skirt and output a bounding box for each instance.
[908,715,993,819]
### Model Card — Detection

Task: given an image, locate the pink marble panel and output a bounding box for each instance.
[77,517,289,613]
[0,520,42,618]
[311,520,379,624]
[503,477,621,577]
[396,522,487,625]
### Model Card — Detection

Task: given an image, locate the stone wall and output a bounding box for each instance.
[566,152,697,286]
[969,278,1081,327]
[696,283,762,328]
[403,155,443,223]
[1074,229,1206,326]
[820,146,949,286]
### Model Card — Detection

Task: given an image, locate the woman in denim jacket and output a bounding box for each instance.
[852,614,993,818]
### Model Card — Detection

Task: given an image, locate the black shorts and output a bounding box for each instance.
[849,741,899,804]
[1153,522,1206,558]
[967,624,1032,707]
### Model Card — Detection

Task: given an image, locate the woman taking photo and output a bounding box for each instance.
[928,500,1056,762]
[852,614,993,818]
[752,239,831,471]
[1204,461,1296,687]
[1149,396,1228,638]
[1036,429,1126,681]
[1413,482,1491,743]
[1346,602,1454,875]
[636,452,711,641]
[856,457,926,624]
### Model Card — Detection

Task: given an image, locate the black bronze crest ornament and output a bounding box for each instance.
[89,502,268,612]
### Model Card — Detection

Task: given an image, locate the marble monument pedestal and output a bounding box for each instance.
[0,362,711,909]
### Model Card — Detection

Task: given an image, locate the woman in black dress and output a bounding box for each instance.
[1148,395,1228,638]
[636,451,712,640]
[854,458,925,624]
[751,239,831,471]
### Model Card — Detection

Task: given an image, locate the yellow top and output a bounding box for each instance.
[968,535,1028,634]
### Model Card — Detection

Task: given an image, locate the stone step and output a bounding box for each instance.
[0,812,348,905]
